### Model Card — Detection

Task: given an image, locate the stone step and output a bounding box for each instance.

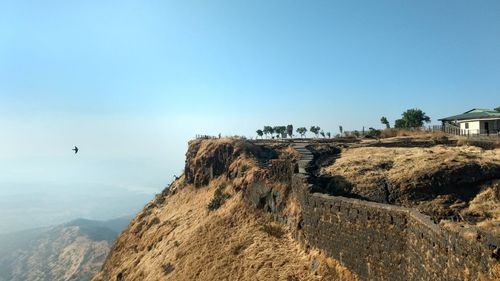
[298,160,311,167]
[292,142,313,175]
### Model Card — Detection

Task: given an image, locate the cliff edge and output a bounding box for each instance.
[92,139,356,281]
[93,137,499,281]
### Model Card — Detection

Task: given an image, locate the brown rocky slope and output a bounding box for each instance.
[93,139,356,281]
[93,137,499,281]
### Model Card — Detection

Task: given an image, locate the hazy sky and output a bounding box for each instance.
[1,1,499,232]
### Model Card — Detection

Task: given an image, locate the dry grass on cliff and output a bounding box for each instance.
[322,145,499,193]
[323,145,500,236]
[459,181,500,236]
[229,156,264,188]
[94,179,357,281]
[281,145,301,161]
[377,128,448,139]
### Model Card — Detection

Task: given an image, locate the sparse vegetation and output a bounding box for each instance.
[256,125,339,139]
[207,184,231,211]
[367,127,381,139]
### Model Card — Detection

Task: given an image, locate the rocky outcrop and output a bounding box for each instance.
[92,139,357,281]
[94,138,499,281]
[184,140,235,187]
[184,139,278,187]
[183,139,292,216]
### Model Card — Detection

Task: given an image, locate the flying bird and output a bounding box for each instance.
[72,146,79,154]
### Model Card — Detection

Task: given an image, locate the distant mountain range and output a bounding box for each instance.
[0,217,132,281]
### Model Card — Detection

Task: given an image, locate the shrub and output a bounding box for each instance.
[207,184,231,211]
[162,263,175,275]
[240,164,249,174]
[259,224,285,238]
[366,128,382,139]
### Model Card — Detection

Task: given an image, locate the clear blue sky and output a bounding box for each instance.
[0,1,499,231]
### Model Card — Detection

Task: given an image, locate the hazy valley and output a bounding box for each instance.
[0,217,131,281]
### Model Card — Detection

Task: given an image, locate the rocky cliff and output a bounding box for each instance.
[93,137,499,281]
[93,139,356,281]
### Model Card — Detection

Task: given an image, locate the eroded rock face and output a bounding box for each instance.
[183,140,292,216]
[184,140,235,187]
[245,182,287,214]
[184,139,279,187]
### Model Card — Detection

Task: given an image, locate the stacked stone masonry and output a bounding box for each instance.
[284,148,499,281]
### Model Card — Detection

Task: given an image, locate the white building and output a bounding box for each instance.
[439,108,500,136]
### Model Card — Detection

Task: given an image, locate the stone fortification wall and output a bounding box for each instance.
[291,174,499,281]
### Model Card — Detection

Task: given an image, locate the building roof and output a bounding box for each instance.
[439,108,500,122]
